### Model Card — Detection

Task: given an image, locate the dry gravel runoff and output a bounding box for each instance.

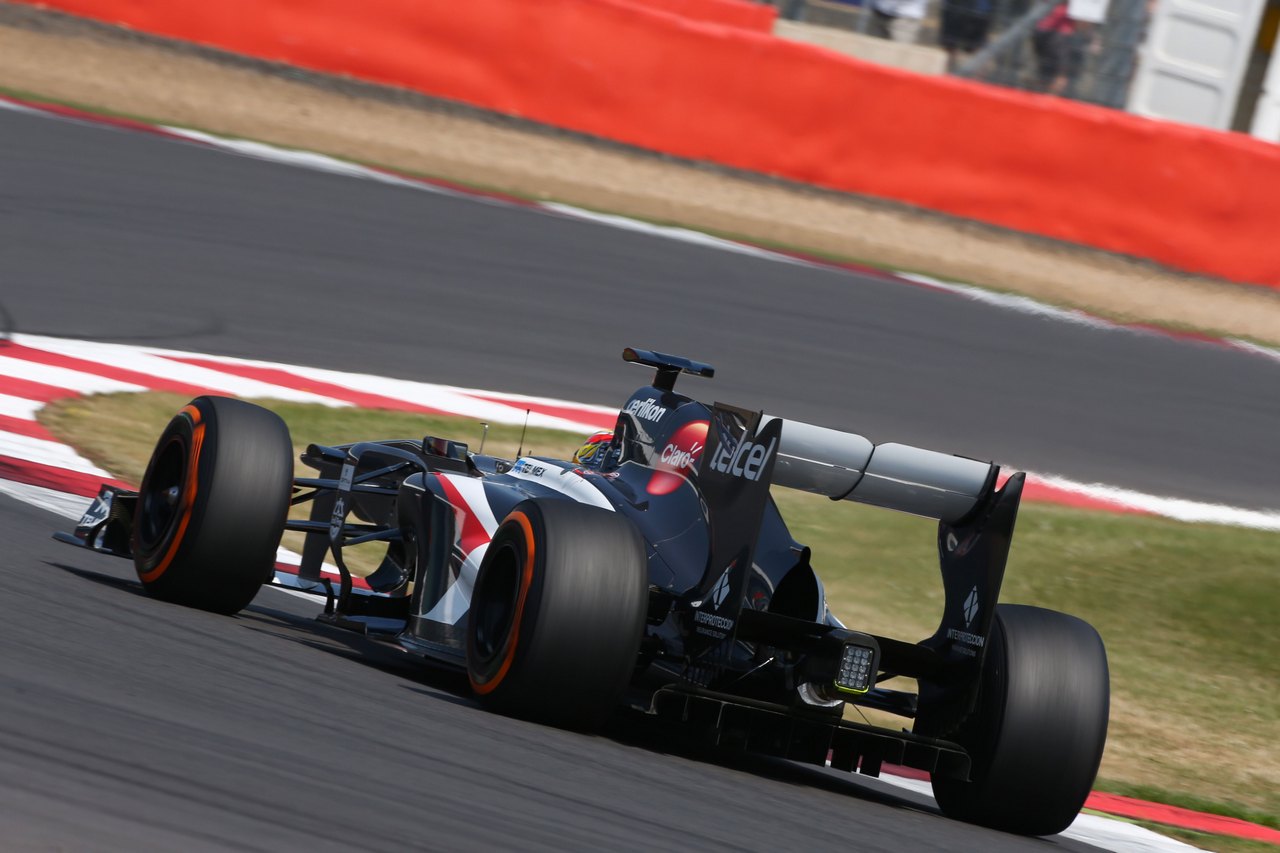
[2,3,1280,345]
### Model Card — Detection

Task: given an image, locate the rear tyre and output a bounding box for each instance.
[932,604,1109,836]
[467,499,647,730]
[132,396,293,615]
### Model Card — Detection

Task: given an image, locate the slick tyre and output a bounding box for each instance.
[467,500,647,730]
[932,604,1110,836]
[132,396,293,615]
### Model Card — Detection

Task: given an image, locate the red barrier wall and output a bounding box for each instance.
[623,0,776,31]
[21,0,1280,287]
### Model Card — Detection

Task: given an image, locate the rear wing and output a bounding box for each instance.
[617,348,1017,694]
[678,400,1018,704]
[761,415,1020,710]
[763,416,996,525]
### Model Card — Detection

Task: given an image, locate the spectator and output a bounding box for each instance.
[870,0,928,43]
[940,0,994,70]
[1032,2,1089,94]
[780,0,806,20]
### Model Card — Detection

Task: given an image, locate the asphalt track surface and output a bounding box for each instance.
[0,494,1105,852]
[2,107,1279,512]
[0,102,1264,851]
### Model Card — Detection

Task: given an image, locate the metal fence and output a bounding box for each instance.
[771,0,1151,110]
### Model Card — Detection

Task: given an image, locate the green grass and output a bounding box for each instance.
[1095,779,1279,831]
[1127,822,1280,853]
[40,392,1280,827]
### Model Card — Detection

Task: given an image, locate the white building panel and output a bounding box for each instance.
[1128,0,1267,128]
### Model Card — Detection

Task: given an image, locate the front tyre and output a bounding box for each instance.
[132,396,293,615]
[467,500,648,730]
[932,604,1110,836]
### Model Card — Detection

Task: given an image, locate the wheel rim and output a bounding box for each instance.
[472,542,520,663]
[137,436,187,552]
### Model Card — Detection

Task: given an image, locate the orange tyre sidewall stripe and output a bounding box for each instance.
[471,511,536,696]
[138,405,205,583]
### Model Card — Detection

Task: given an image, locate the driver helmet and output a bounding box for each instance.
[574,431,615,467]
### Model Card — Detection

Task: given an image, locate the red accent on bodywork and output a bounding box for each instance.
[434,473,498,561]
[647,419,708,496]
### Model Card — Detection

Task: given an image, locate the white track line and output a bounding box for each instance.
[0,478,94,519]
[164,127,460,196]
[1067,817,1207,853]
[0,431,114,476]
[1029,473,1280,531]
[0,98,43,116]
[169,348,619,416]
[1229,337,1280,363]
[868,771,1205,852]
[0,393,44,420]
[540,202,811,264]
[0,354,146,394]
[14,335,613,431]
[13,336,355,405]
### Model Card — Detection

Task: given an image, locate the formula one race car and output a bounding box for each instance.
[58,348,1109,836]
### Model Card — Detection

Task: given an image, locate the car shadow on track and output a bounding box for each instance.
[239,600,479,703]
[239,599,946,821]
[42,563,933,814]
[45,561,152,596]
[44,559,478,700]
[598,708,942,815]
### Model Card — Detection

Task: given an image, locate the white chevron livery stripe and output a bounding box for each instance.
[420,474,500,625]
[421,542,488,626]
[438,474,501,536]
